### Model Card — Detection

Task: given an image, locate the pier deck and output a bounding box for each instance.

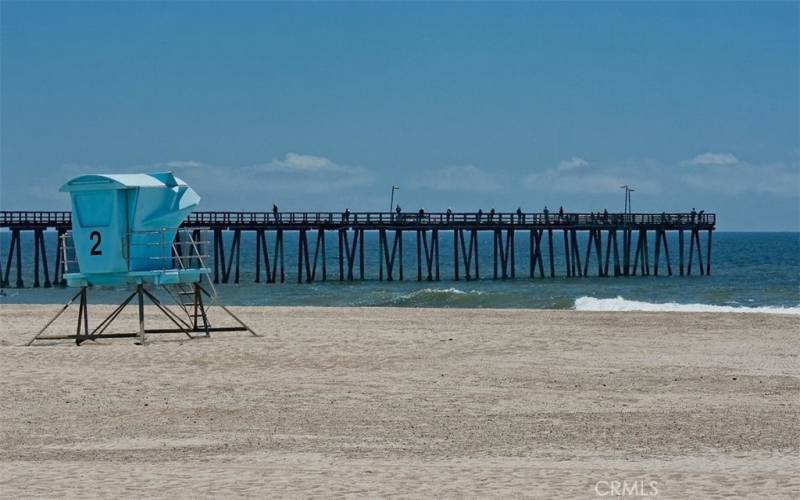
[1,210,715,287]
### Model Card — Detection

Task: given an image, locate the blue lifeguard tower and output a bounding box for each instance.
[29,173,256,345]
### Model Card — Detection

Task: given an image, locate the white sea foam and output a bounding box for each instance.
[421,287,469,295]
[574,296,800,315]
[397,287,484,299]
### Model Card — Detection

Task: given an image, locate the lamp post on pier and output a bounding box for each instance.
[389,185,399,214]
[620,185,634,215]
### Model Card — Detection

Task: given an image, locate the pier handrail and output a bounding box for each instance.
[1,210,715,228]
[0,211,73,226]
[180,211,716,227]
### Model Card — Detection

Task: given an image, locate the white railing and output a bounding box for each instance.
[60,227,212,277]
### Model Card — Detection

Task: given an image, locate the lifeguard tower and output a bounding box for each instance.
[29,173,256,345]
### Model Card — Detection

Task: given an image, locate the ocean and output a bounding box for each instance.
[1,231,798,313]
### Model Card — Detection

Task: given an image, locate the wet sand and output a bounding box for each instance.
[1,305,798,498]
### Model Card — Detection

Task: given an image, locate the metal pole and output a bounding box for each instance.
[620,185,634,215]
[137,284,145,345]
[389,186,399,215]
[26,288,84,345]
[628,188,634,214]
[620,185,628,214]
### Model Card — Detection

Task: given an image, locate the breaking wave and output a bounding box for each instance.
[382,287,489,307]
[574,296,800,315]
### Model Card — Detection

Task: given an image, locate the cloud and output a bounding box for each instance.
[523,158,660,195]
[520,154,797,199]
[682,161,799,197]
[678,151,798,196]
[253,153,371,181]
[156,160,203,169]
[556,157,589,171]
[164,153,374,194]
[681,152,738,166]
[30,153,375,210]
[410,165,503,193]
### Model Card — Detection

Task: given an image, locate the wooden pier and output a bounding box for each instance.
[0,210,715,288]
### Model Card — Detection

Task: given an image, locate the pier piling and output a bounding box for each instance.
[0,210,715,287]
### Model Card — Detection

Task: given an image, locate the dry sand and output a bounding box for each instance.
[0,304,798,498]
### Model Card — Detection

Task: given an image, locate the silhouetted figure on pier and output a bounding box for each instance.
[516,207,523,223]
[543,206,549,224]
[477,209,483,222]
[344,208,350,222]
[272,204,279,222]
[418,208,425,223]
[446,207,453,222]
[691,208,696,223]
[489,208,496,222]
[395,204,402,221]
[558,206,564,221]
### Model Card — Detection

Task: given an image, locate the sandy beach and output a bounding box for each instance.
[0,305,798,498]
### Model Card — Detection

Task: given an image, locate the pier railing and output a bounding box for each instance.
[186,210,714,227]
[0,211,72,227]
[0,210,715,229]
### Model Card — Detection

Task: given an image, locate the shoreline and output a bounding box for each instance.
[2,301,799,313]
[1,305,798,497]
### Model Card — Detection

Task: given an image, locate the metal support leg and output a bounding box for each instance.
[26,288,84,345]
[137,284,146,345]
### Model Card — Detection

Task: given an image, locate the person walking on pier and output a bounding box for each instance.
[395,204,402,221]
[691,208,697,223]
[344,208,350,222]
[558,206,564,222]
[477,209,483,223]
[489,208,496,222]
[272,204,279,222]
[418,208,425,223]
[446,207,453,222]
[543,206,549,224]
[516,207,524,223]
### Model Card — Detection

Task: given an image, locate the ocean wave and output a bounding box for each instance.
[382,287,487,307]
[574,296,800,315]
[396,287,484,298]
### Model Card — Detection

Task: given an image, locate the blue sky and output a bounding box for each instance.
[1,2,798,230]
